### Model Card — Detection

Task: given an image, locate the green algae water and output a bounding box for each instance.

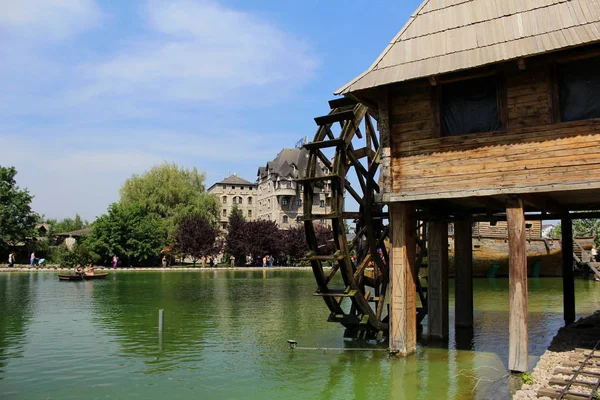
[1,271,600,400]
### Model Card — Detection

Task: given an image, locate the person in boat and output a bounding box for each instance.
[75,265,83,275]
[85,264,95,276]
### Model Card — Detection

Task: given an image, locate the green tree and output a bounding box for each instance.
[87,202,166,267]
[44,214,90,236]
[550,214,600,246]
[0,166,38,251]
[120,163,219,235]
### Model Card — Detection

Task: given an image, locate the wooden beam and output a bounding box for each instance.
[561,217,575,325]
[520,193,564,213]
[415,211,600,222]
[328,97,358,109]
[427,220,449,339]
[454,220,473,328]
[377,88,392,196]
[314,110,355,126]
[390,203,417,355]
[506,196,529,373]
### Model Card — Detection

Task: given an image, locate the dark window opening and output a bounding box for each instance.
[559,57,600,122]
[442,76,500,136]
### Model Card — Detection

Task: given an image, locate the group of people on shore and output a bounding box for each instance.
[6,252,45,267]
[262,255,274,267]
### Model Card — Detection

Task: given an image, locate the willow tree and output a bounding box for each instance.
[120,163,219,234]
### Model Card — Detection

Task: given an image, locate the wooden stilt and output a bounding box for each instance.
[427,220,449,339]
[454,220,473,328]
[390,203,417,355]
[506,196,529,373]
[561,217,575,326]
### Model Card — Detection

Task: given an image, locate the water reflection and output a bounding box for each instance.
[0,273,36,377]
[1,273,600,399]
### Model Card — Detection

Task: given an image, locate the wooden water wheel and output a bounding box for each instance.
[301,98,429,341]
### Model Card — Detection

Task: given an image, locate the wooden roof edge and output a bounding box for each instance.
[335,0,430,95]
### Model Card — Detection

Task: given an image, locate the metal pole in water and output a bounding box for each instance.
[158,309,164,332]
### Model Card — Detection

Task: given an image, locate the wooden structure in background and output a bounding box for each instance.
[303,0,600,373]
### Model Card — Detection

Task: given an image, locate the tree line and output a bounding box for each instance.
[1,164,333,267]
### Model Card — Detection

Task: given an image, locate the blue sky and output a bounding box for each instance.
[1,0,422,220]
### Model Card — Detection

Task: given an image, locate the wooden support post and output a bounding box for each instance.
[561,217,575,325]
[506,196,528,373]
[454,220,473,328]
[427,220,449,339]
[390,203,417,355]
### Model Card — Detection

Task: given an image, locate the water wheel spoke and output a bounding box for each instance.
[352,253,372,281]
[325,263,340,285]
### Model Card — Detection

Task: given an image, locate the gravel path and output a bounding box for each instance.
[514,311,600,399]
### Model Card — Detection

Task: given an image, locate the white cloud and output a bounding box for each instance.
[0,1,319,219]
[0,0,101,40]
[0,126,284,219]
[72,0,318,105]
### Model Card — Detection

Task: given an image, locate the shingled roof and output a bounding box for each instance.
[337,0,600,94]
[220,174,255,186]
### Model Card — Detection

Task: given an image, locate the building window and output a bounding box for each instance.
[222,196,227,204]
[320,200,325,207]
[222,185,226,189]
[231,186,235,190]
[442,75,500,136]
[283,215,289,224]
[241,186,244,190]
[559,57,600,122]
[222,209,227,217]
[248,210,252,217]
[248,197,253,205]
[222,223,227,229]
[282,198,289,206]
[297,199,302,206]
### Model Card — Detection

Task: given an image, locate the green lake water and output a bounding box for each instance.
[1,271,600,399]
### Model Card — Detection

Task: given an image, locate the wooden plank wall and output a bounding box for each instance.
[389,64,600,201]
[475,220,542,238]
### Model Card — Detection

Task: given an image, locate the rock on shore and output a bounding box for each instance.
[513,311,600,399]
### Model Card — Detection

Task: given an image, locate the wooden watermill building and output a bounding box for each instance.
[334,0,600,372]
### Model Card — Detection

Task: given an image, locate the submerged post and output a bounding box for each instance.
[561,217,575,325]
[390,203,417,355]
[454,220,473,328]
[506,196,528,373]
[158,309,164,332]
[427,220,449,339]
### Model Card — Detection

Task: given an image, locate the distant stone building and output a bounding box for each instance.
[256,148,331,229]
[207,175,257,230]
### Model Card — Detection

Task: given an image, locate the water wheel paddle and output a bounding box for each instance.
[302,99,429,341]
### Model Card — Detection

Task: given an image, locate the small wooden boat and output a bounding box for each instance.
[58,273,108,281]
